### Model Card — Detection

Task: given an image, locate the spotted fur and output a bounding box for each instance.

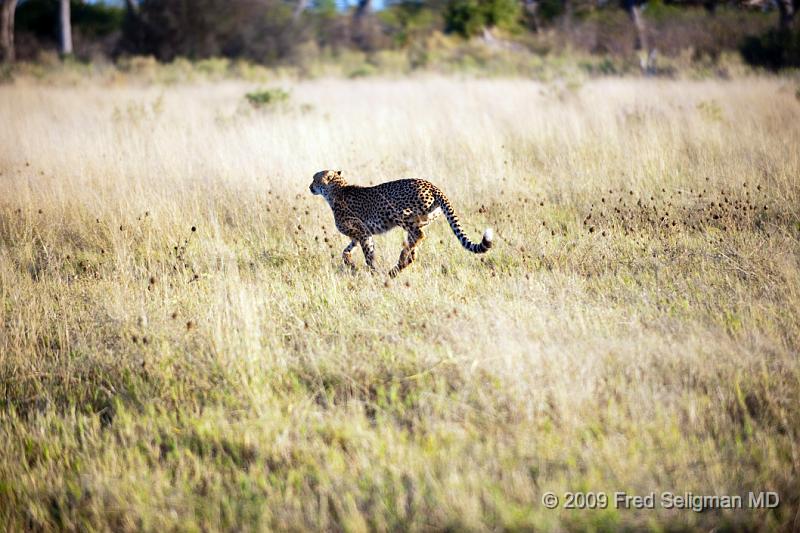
[310,170,493,277]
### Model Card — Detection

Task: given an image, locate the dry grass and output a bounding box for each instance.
[1,76,799,531]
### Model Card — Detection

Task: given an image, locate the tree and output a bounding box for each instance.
[352,0,377,49]
[560,0,571,31]
[776,0,796,31]
[622,0,653,72]
[0,0,17,62]
[522,0,540,31]
[293,0,309,21]
[120,0,308,63]
[59,0,72,56]
[354,0,372,22]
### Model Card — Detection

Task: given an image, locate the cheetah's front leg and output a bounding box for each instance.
[359,236,377,272]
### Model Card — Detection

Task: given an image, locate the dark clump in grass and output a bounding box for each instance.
[579,184,779,238]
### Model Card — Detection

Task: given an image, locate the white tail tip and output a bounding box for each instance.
[483,228,494,242]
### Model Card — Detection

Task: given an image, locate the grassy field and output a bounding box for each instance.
[1,76,799,531]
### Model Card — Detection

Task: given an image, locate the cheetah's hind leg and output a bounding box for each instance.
[342,240,357,270]
[389,227,425,278]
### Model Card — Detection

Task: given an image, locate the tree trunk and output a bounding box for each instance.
[626,2,647,51]
[60,0,73,56]
[354,0,371,22]
[777,0,795,31]
[624,0,652,73]
[523,0,540,32]
[293,0,309,21]
[0,0,18,63]
[352,0,372,50]
[561,0,573,32]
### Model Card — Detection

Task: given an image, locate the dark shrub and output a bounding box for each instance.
[120,0,308,64]
[740,28,800,70]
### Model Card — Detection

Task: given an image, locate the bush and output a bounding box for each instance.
[740,28,800,70]
[444,0,521,38]
[379,1,443,47]
[0,63,13,84]
[245,88,290,109]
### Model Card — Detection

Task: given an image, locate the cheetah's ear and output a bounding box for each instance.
[336,170,342,176]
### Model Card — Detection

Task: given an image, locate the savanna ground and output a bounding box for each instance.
[1,75,799,531]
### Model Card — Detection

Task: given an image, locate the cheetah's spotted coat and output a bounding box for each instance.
[309,170,493,277]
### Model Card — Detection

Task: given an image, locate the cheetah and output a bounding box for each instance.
[309,170,493,277]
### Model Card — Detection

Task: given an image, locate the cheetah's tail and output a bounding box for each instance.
[434,189,493,254]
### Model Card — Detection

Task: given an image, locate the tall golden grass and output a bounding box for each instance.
[1,76,799,530]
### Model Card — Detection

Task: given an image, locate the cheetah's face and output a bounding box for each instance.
[310,170,344,195]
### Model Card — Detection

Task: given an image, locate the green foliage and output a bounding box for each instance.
[245,88,291,108]
[313,0,338,18]
[347,64,378,78]
[5,0,791,71]
[379,1,442,47]
[444,0,521,38]
[639,0,685,23]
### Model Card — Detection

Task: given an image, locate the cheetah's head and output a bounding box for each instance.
[309,170,346,196]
